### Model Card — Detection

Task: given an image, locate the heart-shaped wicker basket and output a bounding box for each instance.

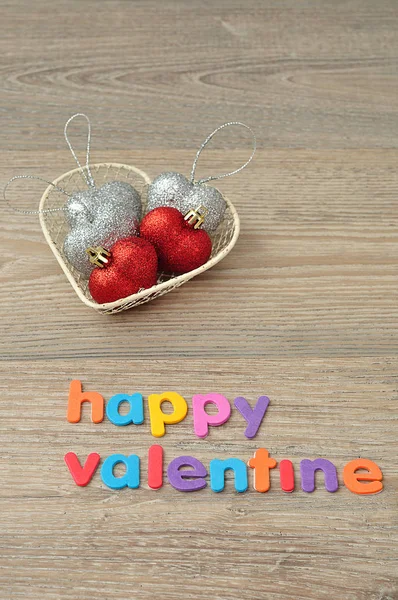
[39,163,240,314]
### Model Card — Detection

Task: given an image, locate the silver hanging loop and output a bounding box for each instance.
[4,113,98,215]
[3,175,70,215]
[64,113,95,188]
[190,121,256,185]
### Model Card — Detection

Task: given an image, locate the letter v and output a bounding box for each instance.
[64,452,101,486]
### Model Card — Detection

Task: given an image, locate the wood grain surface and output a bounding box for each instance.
[0,1,397,600]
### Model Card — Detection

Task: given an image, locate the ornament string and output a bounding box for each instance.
[190,122,256,185]
[3,175,70,215]
[3,113,95,215]
[64,113,95,188]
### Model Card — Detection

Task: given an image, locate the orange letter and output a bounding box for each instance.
[248,448,277,492]
[343,459,383,495]
[67,380,104,423]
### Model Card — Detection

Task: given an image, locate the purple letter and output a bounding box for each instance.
[167,456,207,492]
[234,396,270,438]
[300,458,339,493]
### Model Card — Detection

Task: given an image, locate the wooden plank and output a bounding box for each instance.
[0,358,396,600]
[1,1,397,598]
[1,148,398,360]
[0,0,397,150]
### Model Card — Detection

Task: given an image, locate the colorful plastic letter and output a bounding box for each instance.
[279,459,295,493]
[300,458,339,493]
[148,391,188,437]
[167,456,207,492]
[234,396,270,438]
[210,458,248,493]
[247,448,277,492]
[64,452,100,486]
[100,454,140,490]
[343,459,383,495]
[67,379,104,423]
[148,445,164,490]
[192,393,231,438]
[106,393,144,426]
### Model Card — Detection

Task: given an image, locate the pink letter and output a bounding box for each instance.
[192,393,231,438]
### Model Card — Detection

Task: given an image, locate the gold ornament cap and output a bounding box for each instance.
[86,246,111,268]
[184,205,208,229]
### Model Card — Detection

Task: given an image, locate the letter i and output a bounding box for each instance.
[280,459,295,493]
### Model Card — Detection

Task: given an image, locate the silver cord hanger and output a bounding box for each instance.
[4,113,95,215]
[190,122,256,185]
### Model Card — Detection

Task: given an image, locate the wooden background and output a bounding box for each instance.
[0,1,397,599]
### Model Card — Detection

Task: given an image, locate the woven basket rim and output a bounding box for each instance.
[39,162,240,312]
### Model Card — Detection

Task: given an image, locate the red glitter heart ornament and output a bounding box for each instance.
[88,237,158,304]
[140,207,212,274]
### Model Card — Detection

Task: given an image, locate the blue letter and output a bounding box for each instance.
[101,454,140,489]
[106,393,144,426]
[210,458,248,493]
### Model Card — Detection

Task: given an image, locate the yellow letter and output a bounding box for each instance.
[148,392,188,437]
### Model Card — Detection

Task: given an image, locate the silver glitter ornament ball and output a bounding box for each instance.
[63,180,141,278]
[146,172,226,233]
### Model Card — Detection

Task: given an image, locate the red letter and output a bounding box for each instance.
[280,459,295,492]
[64,452,100,486]
[67,380,104,423]
[148,445,163,489]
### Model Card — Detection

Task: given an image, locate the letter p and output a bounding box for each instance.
[192,393,231,438]
[148,391,188,437]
